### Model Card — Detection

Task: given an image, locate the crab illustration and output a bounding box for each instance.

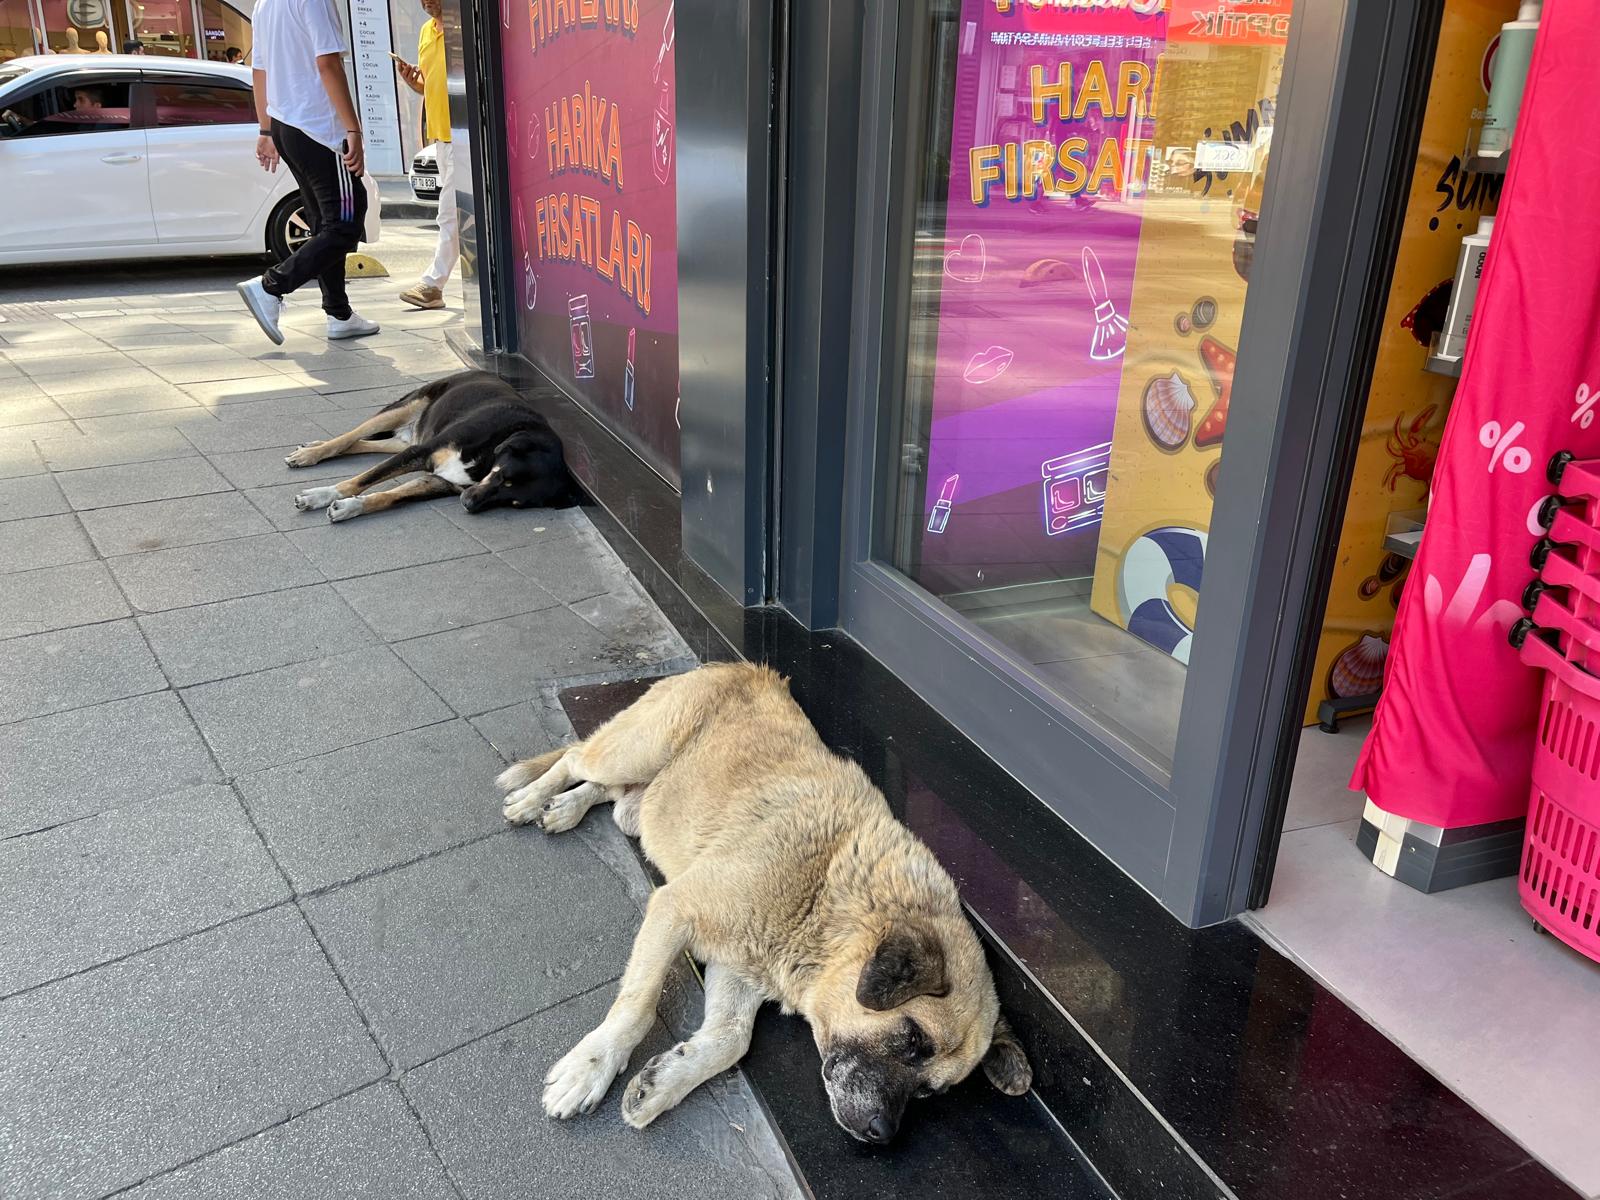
[1384,405,1438,491]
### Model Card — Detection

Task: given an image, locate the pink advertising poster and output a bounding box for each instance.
[913,0,1166,596]
[499,0,681,486]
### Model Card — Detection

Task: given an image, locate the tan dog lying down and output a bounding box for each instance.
[495,662,1031,1142]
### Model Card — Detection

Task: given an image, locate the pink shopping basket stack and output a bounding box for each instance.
[1511,451,1600,962]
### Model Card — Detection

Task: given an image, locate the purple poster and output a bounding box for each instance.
[915,0,1166,595]
[500,0,681,486]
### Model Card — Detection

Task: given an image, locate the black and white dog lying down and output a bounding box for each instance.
[287,370,577,522]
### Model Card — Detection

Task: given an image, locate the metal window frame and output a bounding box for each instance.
[830,0,1438,925]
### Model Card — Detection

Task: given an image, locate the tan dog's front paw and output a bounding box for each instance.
[620,1047,691,1129]
[544,1034,627,1119]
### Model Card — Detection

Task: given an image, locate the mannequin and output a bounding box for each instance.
[94,30,110,53]
[61,28,90,54]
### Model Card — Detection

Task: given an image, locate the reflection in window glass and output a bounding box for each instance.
[879,0,1291,770]
[152,82,254,126]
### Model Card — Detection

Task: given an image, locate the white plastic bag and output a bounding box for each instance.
[361,172,381,244]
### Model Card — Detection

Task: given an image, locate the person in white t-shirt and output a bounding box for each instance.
[237,0,378,345]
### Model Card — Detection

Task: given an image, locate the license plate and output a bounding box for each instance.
[411,173,438,194]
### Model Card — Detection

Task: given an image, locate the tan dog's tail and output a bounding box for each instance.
[495,745,571,792]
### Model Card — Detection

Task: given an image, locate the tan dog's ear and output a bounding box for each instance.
[855,924,949,1011]
[982,1015,1032,1095]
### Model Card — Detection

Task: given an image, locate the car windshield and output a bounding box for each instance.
[0,65,33,90]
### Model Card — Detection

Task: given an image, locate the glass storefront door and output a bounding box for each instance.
[831,0,1424,922]
[866,0,1292,775]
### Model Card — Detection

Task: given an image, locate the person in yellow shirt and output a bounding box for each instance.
[393,0,455,310]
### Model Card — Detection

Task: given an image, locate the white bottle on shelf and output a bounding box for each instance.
[1439,215,1494,361]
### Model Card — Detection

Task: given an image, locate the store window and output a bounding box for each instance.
[2,79,133,135]
[130,0,199,58]
[151,80,253,125]
[498,0,682,487]
[0,0,34,62]
[198,0,251,62]
[875,0,1292,771]
[34,0,112,54]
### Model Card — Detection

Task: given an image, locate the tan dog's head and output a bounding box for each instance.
[804,915,1031,1143]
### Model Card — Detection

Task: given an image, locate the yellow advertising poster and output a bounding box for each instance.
[1088,38,1288,658]
[1298,0,1510,724]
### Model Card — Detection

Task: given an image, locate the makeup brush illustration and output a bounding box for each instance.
[1082,246,1128,361]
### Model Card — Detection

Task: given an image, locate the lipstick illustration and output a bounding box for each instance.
[926,473,959,534]
[624,327,637,411]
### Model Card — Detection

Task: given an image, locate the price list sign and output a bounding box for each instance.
[346,0,403,176]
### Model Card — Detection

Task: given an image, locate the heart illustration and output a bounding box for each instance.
[963,345,1014,384]
[943,234,986,284]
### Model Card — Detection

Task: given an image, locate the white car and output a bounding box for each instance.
[0,55,309,267]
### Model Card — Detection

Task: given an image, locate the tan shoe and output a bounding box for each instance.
[400,283,445,310]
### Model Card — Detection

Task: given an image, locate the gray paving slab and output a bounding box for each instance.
[310,403,388,433]
[181,645,452,773]
[52,385,202,421]
[287,507,486,581]
[203,391,341,421]
[148,356,285,385]
[0,513,94,571]
[571,588,696,663]
[0,784,288,995]
[32,364,169,397]
[139,583,378,688]
[74,407,225,436]
[0,560,128,639]
[0,907,385,1200]
[207,444,353,489]
[319,385,422,410]
[467,699,568,765]
[6,346,125,374]
[180,413,333,455]
[0,692,219,838]
[436,499,587,551]
[0,619,167,726]
[127,342,249,366]
[54,455,232,511]
[109,532,322,612]
[334,554,561,641]
[290,366,422,396]
[120,1084,456,1200]
[396,605,690,716]
[33,427,196,472]
[402,985,798,1200]
[0,390,69,430]
[238,719,509,893]
[498,527,627,601]
[0,439,45,480]
[78,491,274,557]
[184,377,326,406]
[302,831,638,1069]
[0,473,69,521]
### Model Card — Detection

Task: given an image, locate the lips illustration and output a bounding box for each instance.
[943,233,986,284]
[964,345,1014,384]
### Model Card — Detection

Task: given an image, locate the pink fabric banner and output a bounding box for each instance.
[1353,4,1600,828]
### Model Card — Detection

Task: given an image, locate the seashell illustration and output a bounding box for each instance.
[1020,258,1074,288]
[1204,458,1220,497]
[1142,371,1196,452]
[1329,634,1388,698]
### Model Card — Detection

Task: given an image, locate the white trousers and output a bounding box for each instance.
[422,140,460,289]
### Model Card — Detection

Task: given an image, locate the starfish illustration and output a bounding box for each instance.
[1193,335,1236,449]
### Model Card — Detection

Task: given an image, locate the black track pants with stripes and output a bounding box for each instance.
[262,119,367,321]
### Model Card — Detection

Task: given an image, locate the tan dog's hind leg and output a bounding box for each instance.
[621,961,762,1129]
[544,887,692,1118]
[284,396,425,467]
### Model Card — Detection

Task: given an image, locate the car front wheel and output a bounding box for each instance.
[266,193,312,262]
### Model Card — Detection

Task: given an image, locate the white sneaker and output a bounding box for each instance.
[236,277,284,345]
[327,312,380,340]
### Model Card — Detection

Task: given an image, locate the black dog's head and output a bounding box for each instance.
[460,431,573,514]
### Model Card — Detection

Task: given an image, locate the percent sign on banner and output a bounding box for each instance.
[1574,383,1598,429]
[1477,419,1531,474]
